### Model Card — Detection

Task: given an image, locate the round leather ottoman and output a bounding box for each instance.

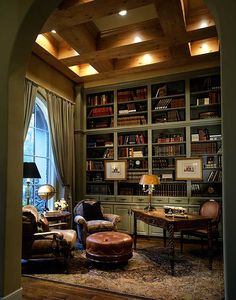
[86,231,133,264]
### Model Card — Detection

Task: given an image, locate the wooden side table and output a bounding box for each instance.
[44,210,71,229]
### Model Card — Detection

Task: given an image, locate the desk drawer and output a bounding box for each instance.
[116,196,133,203]
[152,197,168,205]
[100,196,116,202]
[168,197,188,205]
[133,196,148,204]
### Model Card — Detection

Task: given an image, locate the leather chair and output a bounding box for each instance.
[180,199,222,252]
[22,205,77,272]
[74,199,121,248]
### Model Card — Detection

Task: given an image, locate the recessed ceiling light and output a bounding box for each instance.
[199,21,208,29]
[51,29,56,33]
[143,54,152,64]
[201,43,209,52]
[119,10,127,16]
[134,36,142,43]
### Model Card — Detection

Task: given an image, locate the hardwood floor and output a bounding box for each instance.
[22,237,223,300]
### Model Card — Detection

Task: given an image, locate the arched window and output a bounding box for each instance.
[23,95,55,211]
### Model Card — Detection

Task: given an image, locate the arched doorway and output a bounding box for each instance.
[1,1,236,299]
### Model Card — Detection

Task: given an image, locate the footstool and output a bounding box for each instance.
[86,231,133,264]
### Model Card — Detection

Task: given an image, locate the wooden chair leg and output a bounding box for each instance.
[180,231,184,253]
[163,229,166,247]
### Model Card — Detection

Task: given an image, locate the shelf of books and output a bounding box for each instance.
[116,86,148,127]
[190,124,222,197]
[152,127,187,197]
[86,90,114,129]
[190,74,221,120]
[151,80,185,123]
[86,133,114,195]
[118,131,148,195]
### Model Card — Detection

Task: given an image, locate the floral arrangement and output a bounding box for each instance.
[54,198,68,211]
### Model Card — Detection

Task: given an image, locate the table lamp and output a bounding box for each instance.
[23,162,41,205]
[38,184,56,211]
[139,174,160,211]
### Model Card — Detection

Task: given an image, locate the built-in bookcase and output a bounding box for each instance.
[116,86,148,127]
[86,133,114,195]
[190,74,221,120]
[84,70,222,200]
[86,90,114,129]
[151,80,186,123]
[190,124,222,197]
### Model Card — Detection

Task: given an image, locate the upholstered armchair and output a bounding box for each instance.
[74,200,121,248]
[22,205,76,272]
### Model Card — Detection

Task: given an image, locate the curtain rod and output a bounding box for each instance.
[26,77,76,105]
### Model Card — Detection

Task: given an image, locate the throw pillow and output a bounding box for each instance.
[82,201,105,221]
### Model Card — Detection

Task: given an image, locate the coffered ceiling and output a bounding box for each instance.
[33,0,220,85]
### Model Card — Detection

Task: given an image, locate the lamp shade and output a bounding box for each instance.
[139,174,160,185]
[23,162,41,179]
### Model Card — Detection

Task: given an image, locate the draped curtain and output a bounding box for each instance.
[24,79,38,140]
[46,91,75,209]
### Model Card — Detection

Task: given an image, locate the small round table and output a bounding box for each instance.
[86,231,133,264]
[44,210,71,229]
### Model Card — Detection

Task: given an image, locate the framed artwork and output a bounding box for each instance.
[104,160,127,180]
[176,158,203,180]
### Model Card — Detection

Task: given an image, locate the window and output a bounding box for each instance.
[23,95,55,211]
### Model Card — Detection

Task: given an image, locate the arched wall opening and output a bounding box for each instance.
[1,1,236,299]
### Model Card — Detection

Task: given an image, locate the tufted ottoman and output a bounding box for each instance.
[86,231,133,264]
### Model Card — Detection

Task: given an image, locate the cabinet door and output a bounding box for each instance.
[114,205,131,233]
[101,203,114,214]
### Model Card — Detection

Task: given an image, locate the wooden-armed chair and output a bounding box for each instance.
[74,199,121,248]
[22,205,76,272]
[180,199,222,253]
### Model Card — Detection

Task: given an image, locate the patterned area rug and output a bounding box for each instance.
[22,247,224,300]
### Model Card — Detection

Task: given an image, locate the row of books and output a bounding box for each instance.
[155,134,184,143]
[153,158,171,169]
[153,110,185,123]
[88,106,113,117]
[87,93,113,106]
[117,87,147,102]
[127,171,148,182]
[119,148,147,158]
[207,170,222,182]
[152,183,187,197]
[114,115,147,126]
[87,184,112,195]
[153,145,184,156]
[118,133,146,145]
[103,148,114,158]
[88,119,112,129]
[86,161,104,171]
[191,142,218,155]
[195,91,220,106]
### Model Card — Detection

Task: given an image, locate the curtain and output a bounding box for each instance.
[46,91,75,210]
[24,79,38,140]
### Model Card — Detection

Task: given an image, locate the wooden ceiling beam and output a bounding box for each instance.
[41,0,154,33]
[32,43,83,82]
[154,0,186,39]
[60,26,217,66]
[82,52,220,83]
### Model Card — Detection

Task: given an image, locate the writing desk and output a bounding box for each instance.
[132,208,213,275]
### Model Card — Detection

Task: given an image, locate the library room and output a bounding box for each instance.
[3,1,236,300]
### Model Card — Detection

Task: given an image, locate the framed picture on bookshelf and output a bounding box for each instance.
[176,158,203,180]
[104,160,127,180]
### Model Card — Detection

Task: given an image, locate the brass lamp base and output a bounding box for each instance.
[144,203,156,212]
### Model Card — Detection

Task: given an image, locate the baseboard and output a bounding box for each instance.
[1,288,22,300]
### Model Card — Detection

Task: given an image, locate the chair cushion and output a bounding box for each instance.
[82,201,105,221]
[87,220,114,233]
